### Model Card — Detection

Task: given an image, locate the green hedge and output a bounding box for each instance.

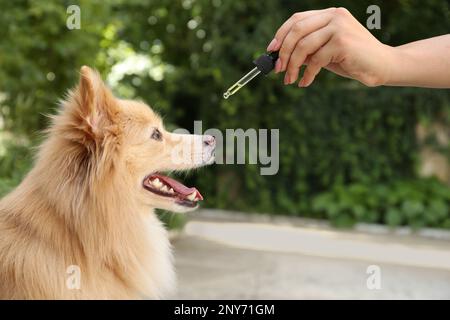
[312,178,450,229]
[0,0,449,229]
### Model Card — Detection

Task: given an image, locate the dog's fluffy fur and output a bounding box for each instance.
[0,67,214,299]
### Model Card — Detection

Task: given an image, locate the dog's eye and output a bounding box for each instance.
[151,128,162,141]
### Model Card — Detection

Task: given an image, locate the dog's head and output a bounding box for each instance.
[50,66,215,213]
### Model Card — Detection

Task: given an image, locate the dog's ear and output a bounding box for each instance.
[73,66,120,141]
[79,65,97,118]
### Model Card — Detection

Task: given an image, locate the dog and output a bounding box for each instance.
[0,66,215,299]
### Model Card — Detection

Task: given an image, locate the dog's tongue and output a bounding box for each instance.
[152,174,203,200]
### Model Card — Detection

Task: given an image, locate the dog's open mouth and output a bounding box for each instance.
[143,173,203,208]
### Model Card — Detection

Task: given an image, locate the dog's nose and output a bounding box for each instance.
[203,135,216,148]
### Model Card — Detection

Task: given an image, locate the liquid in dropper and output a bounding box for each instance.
[223,67,261,99]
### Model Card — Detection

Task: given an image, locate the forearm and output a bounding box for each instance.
[386,34,450,88]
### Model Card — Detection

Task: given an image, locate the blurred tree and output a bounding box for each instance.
[0,0,110,134]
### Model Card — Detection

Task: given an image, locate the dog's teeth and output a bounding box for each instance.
[169,188,175,194]
[187,192,196,201]
[152,179,163,188]
[161,185,169,192]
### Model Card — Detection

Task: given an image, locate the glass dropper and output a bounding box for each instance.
[223,51,279,99]
[223,67,261,99]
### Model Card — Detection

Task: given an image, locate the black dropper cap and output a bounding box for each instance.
[253,51,279,75]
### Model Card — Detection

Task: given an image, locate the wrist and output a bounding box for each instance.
[383,44,417,87]
[361,44,400,87]
[382,45,403,86]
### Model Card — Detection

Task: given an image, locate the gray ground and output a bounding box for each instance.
[170,211,450,300]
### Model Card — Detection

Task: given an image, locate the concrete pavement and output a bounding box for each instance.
[170,211,450,299]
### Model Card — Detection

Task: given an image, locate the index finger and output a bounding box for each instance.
[267,8,336,52]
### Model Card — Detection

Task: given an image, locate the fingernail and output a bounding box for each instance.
[298,78,305,87]
[275,59,282,73]
[267,38,277,52]
[284,73,290,85]
[305,78,313,87]
[290,76,297,85]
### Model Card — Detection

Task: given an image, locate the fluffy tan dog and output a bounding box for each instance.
[0,66,215,299]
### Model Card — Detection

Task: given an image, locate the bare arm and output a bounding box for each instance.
[388,35,450,88]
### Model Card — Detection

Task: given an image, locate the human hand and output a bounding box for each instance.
[267,7,395,87]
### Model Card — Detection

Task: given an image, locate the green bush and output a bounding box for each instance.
[0,0,110,135]
[0,142,34,197]
[312,178,450,229]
